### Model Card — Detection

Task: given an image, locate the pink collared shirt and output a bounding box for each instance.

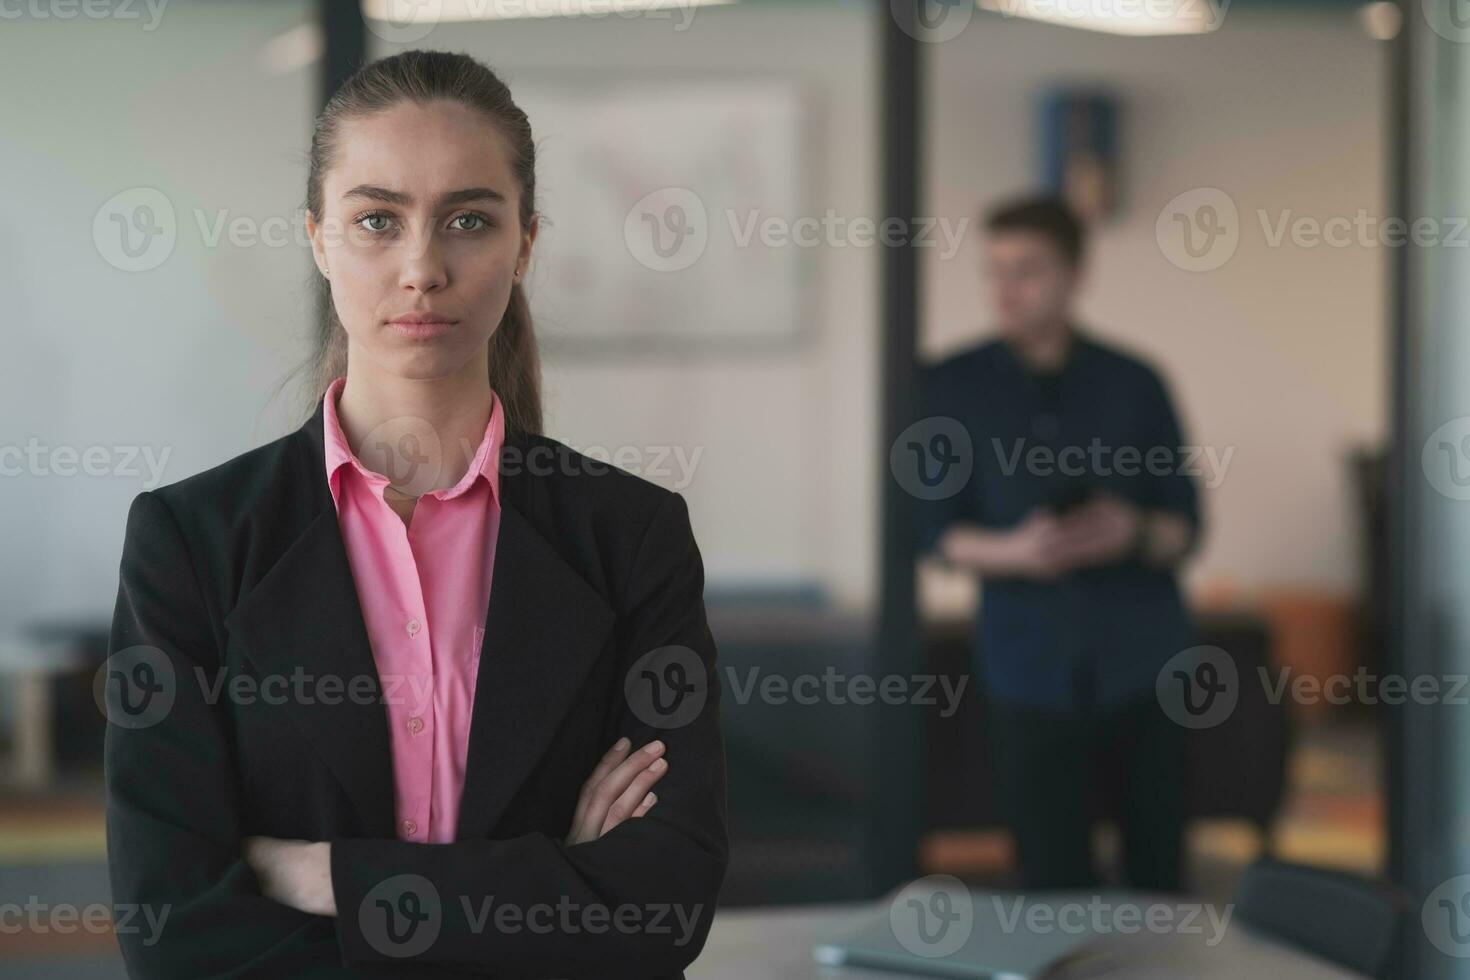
[321,376,503,844]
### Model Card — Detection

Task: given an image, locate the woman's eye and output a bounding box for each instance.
[356,212,393,233]
[451,213,491,232]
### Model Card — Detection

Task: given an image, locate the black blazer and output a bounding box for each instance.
[103,398,729,979]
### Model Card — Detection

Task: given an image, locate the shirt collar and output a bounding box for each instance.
[321,375,504,509]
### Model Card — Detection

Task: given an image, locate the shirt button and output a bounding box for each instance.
[401,819,417,836]
[406,619,421,637]
[407,716,424,735]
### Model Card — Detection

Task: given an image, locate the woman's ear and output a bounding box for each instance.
[517,212,540,279]
[305,209,330,279]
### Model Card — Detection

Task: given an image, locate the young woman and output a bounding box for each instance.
[104,50,727,978]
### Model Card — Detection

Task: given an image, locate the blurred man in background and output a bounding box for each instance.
[918,196,1201,892]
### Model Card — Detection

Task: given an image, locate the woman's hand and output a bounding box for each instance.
[564,737,668,845]
[243,837,336,917]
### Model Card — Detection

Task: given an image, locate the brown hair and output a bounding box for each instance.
[295,49,543,437]
[983,195,1086,267]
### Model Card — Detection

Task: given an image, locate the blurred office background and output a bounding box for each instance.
[3,0,1470,976]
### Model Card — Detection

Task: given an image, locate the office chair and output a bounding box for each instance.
[1233,858,1407,978]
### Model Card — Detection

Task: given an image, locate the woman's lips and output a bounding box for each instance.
[388,319,454,340]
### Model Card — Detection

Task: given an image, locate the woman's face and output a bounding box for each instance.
[307,99,537,381]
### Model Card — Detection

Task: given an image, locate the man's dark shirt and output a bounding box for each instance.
[916,330,1201,711]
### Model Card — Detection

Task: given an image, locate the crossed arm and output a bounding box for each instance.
[242,735,674,916]
[105,489,728,978]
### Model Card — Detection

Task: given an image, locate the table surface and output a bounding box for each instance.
[691,895,1368,980]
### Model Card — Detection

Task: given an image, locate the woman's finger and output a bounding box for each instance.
[570,737,630,836]
[598,755,669,837]
[572,739,665,843]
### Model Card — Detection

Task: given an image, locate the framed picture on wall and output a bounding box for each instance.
[1038,88,1121,223]
[511,71,813,358]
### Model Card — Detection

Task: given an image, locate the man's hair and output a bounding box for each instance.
[983,195,1085,266]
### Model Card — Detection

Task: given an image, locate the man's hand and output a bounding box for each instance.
[1050,491,1144,570]
[1000,507,1073,580]
[564,737,667,845]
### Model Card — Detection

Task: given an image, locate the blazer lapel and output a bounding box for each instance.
[222,399,396,837]
[455,455,616,840]
[223,400,616,843]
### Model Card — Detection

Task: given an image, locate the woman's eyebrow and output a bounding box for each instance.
[342,185,506,207]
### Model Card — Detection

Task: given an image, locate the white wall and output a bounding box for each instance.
[0,1,317,634]
[922,7,1388,607]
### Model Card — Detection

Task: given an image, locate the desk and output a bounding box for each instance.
[693,896,1369,979]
